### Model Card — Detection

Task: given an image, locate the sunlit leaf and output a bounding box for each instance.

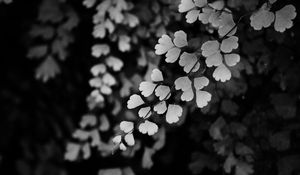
[155,85,171,100]
[250,3,274,30]
[179,52,200,73]
[220,36,239,53]
[213,64,232,82]
[175,76,192,91]
[120,121,134,133]
[274,5,297,32]
[178,0,196,13]
[127,94,145,109]
[105,56,124,71]
[139,81,156,97]
[201,40,220,57]
[166,47,181,63]
[206,52,223,67]
[153,101,167,114]
[224,54,240,67]
[154,34,174,55]
[138,120,158,135]
[138,106,152,118]
[196,90,211,108]
[91,44,110,58]
[173,30,188,48]
[194,76,209,90]
[151,68,164,82]
[165,104,183,124]
[124,133,135,146]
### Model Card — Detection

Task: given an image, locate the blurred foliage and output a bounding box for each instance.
[0,0,300,175]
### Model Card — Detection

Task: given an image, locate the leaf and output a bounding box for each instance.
[224,54,240,67]
[209,0,225,10]
[179,52,200,73]
[139,81,156,97]
[142,147,155,169]
[27,45,48,59]
[194,0,207,7]
[198,7,213,24]
[178,0,196,13]
[154,101,167,114]
[80,114,97,128]
[120,121,134,133]
[99,114,110,131]
[155,34,174,55]
[138,120,158,135]
[138,106,152,118]
[213,64,232,82]
[269,131,290,151]
[127,94,145,109]
[209,117,226,140]
[218,12,237,37]
[105,56,123,71]
[102,73,116,86]
[181,88,194,101]
[118,35,131,52]
[112,135,122,144]
[82,143,91,159]
[224,153,237,173]
[175,76,192,91]
[186,10,200,23]
[124,133,135,146]
[98,168,122,175]
[196,90,211,108]
[35,56,60,82]
[173,30,188,48]
[165,104,183,124]
[250,3,274,30]
[235,162,254,175]
[166,47,181,63]
[91,44,110,57]
[206,52,223,67]
[83,0,96,8]
[220,36,239,53]
[155,85,171,100]
[153,127,166,150]
[274,5,297,32]
[151,68,164,82]
[91,64,106,76]
[100,85,112,95]
[64,142,81,161]
[194,76,209,90]
[201,40,220,57]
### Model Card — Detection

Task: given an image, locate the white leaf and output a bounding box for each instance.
[154,35,174,55]
[206,51,223,67]
[127,94,144,109]
[218,12,237,37]
[138,106,152,118]
[118,35,131,52]
[186,10,200,23]
[213,64,231,82]
[209,0,224,10]
[120,121,134,133]
[91,64,106,76]
[99,114,110,131]
[154,101,167,114]
[151,68,164,82]
[194,0,207,8]
[65,143,80,161]
[196,90,212,108]
[173,30,188,48]
[274,5,297,32]
[105,56,123,71]
[166,47,181,63]
[80,114,97,128]
[250,3,275,30]
[166,104,183,124]
[119,143,127,151]
[139,81,156,97]
[124,133,135,146]
[91,44,110,57]
[100,84,112,95]
[181,88,194,101]
[224,53,240,67]
[112,135,122,144]
[138,120,158,136]
[89,77,102,88]
[155,85,171,101]
[220,36,239,53]
[175,76,192,91]
[194,76,209,90]
[102,73,116,86]
[198,7,213,24]
[179,52,200,73]
[178,0,196,13]
[201,40,220,57]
